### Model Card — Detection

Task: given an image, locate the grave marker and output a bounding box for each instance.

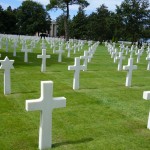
[80,51,89,71]
[26,81,66,150]
[68,57,86,90]
[116,52,125,71]
[0,56,14,95]
[123,58,137,87]
[55,46,64,62]
[23,45,31,63]
[37,49,50,72]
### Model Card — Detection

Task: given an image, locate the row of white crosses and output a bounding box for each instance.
[143,46,150,129]
[0,55,66,150]
[68,42,99,90]
[106,43,137,87]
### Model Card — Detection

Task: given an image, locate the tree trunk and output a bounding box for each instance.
[64,2,69,41]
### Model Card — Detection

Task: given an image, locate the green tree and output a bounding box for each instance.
[116,0,149,42]
[46,0,89,41]
[0,6,17,34]
[16,0,51,35]
[0,5,4,33]
[56,14,65,37]
[70,9,87,39]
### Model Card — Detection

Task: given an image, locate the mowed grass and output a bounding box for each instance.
[0,39,150,150]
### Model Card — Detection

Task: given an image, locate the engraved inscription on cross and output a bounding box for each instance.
[26,81,66,150]
[0,56,14,95]
[68,57,86,90]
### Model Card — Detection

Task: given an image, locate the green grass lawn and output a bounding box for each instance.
[0,39,150,150]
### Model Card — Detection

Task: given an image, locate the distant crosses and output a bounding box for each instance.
[123,58,137,87]
[68,57,86,90]
[37,49,50,72]
[55,46,64,62]
[0,56,14,95]
[116,52,125,71]
[26,81,66,150]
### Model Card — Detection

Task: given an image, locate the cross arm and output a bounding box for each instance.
[26,98,42,111]
[68,65,75,70]
[123,65,130,71]
[52,97,66,109]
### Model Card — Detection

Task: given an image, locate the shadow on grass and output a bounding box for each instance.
[11,90,37,94]
[52,137,93,148]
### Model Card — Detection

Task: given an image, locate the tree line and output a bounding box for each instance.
[0,0,149,42]
[56,0,150,42]
[0,1,51,35]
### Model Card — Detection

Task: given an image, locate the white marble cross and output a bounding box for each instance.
[116,52,125,71]
[130,45,134,58]
[73,43,77,54]
[146,53,150,70]
[68,57,86,90]
[0,56,14,95]
[23,45,31,63]
[123,58,137,87]
[55,46,64,62]
[66,46,72,58]
[143,91,150,129]
[37,49,50,72]
[125,46,129,55]
[136,49,142,63]
[147,111,150,129]
[13,41,17,57]
[113,48,118,63]
[26,81,66,150]
[80,51,89,71]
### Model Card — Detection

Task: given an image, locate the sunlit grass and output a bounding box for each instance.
[0,39,150,150]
